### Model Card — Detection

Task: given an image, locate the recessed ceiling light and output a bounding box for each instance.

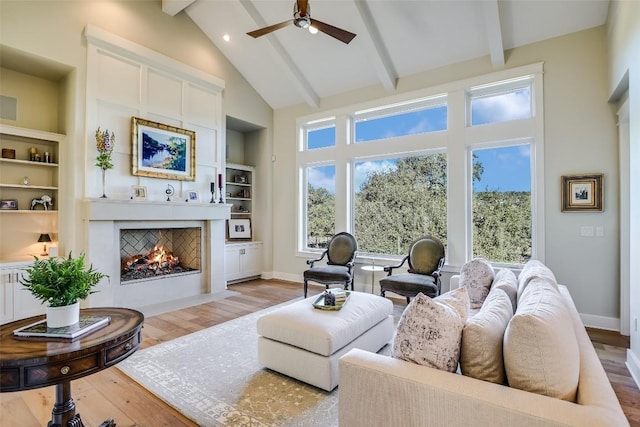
[309,26,318,35]
[223,34,231,42]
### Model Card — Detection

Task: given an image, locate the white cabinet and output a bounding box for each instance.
[225,242,263,284]
[0,263,45,325]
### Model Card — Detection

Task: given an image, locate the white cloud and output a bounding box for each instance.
[354,159,397,190]
[308,166,335,194]
[473,90,531,124]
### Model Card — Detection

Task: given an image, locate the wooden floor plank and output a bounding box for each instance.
[1,279,637,426]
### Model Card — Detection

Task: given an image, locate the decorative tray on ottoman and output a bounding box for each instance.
[313,289,350,310]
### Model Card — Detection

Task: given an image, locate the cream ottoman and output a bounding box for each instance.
[257,291,394,391]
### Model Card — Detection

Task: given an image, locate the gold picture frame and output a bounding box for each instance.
[131,117,196,181]
[561,174,603,212]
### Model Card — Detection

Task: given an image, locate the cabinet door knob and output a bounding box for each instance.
[60,366,70,375]
[124,342,132,351]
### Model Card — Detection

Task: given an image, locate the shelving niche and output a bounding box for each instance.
[0,124,63,262]
[225,163,254,221]
[0,124,62,212]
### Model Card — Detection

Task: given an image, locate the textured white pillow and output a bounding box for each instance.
[492,268,518,312]
[391,288,469,372]
[460,288,513,384]
[460,258,495,309]
[504,278,580,401]
[517,259,559,302]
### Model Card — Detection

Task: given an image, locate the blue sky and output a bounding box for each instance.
[308,90,532,194]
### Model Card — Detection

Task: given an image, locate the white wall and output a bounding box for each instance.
[0,0,273,255]
[607,0,640,387]
[272,26,621,328]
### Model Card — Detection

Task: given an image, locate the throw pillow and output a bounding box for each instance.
[459,258,495,309]
[517,259,559,302]
[460,288,513,384]
[391,288,469,372]
[504,277,580,402]
[492,268,518,312]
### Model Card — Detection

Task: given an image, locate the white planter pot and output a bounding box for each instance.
[46,302,80,328]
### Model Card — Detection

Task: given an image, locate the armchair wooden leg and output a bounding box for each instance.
[304,280,308,298]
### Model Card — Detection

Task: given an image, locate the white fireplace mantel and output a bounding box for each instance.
[82,198,231,309]
[82,198,231,221]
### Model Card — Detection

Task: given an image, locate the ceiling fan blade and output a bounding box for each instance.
[247,20,292,38]
[310,19,356,44]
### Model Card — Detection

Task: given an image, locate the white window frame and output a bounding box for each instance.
[296,62,545,269]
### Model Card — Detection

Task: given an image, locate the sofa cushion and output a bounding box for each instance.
[460,258,495,309]
[460,287,513,384]
[517,259,559,302]
[492,268,518,312]
[504,277,580,401]
[391,287,468,372]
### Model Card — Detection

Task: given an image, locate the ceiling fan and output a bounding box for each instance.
[247,0,356,45]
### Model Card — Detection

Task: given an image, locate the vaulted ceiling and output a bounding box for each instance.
[162,0,609,109]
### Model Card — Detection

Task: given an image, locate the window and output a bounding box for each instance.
[469,77,532,126]
[354,154,447,256]
[305,164,336,249]
[305,121,335,150]
[353,98,447,143]
[471,143,532,264]
[297,63,543,266]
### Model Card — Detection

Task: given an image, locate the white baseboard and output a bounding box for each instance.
[272,271,303,284]
[579,313,620,332]
[627,349,640,390]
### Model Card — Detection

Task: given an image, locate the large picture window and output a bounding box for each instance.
[471,143,532,264]
[305,164,336,249]
[297,63,543,267]
[354,154,447,256]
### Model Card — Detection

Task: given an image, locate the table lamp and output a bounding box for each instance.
[38,233,52,256]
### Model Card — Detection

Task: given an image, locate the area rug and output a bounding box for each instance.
[118,299,391,426]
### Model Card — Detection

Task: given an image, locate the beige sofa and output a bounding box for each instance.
[339,282,629,426]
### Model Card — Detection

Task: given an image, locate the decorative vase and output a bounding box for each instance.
[46,302,80,328]
[101,168,107,198]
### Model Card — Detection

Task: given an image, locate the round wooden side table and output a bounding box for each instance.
[0,307,144,427]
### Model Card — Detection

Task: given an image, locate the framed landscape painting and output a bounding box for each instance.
[132,117,196,181]
[561,174,603,212]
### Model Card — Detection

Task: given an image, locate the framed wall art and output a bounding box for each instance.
[131,185,148,200]
[561,173,603,212]
[227,219,252,240]
[132,117,196,181]
[0,199,18,210]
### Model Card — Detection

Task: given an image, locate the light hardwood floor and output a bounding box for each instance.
[1,279,638,426]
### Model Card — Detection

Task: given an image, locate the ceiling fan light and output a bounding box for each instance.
[308,25,318,34]
[294,15,310,28]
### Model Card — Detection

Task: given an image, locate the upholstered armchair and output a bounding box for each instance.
[380,235,445,303]
[303,232,357,298]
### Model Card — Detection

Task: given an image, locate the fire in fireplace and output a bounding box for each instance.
[121,244,196,281]
[120,227,201,283]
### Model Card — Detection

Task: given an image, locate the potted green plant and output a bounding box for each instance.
[20,252,108,327]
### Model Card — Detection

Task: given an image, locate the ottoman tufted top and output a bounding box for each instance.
[257,291,393,357]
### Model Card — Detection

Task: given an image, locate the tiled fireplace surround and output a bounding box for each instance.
[82,199,230,309]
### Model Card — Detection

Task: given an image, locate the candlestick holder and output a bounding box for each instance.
[210,190,215,203]
[218,184,224,203]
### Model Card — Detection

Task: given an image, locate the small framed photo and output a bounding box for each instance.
[186,191,199,202]
[561,174,603,212]
[0,199,18,210]
[131,185,148,200]
[228,218,252,240]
